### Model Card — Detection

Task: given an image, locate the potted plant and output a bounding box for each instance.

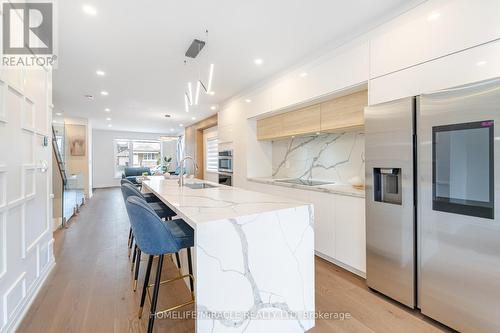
[157,156,172,174]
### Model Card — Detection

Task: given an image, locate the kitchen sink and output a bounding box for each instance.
[184,183,218,189]
[275,179,335,186]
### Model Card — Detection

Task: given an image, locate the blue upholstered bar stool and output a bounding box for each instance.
[121,183,176,220]
[120,179,169,251]
[120,183,180,291]
[121,178,159,203]
[125,196,195,333]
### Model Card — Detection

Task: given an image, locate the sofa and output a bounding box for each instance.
[121,167,151,184]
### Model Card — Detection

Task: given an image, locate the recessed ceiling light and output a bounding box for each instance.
[104,108,110,112]
[191,117,196,120]
[179,124,184,127]
[96,70,106,76]
[254,58,263,65]
[106,117,111,121]
[101,91,109,96]
[82,4,97,16]
[300,72,308,77]
[427,12,440,21]
[245,99,252,103]
[210,105,217,110]
[108,124,112,128]
[476,60,487,66]
[55,112,62,116]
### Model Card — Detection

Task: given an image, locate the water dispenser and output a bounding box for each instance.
[373,168,402,205]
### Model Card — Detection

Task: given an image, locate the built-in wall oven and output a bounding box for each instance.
[218,172,232,186]
[218,150,233,186]
[218,150,233,173]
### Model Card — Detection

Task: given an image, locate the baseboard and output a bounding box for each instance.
[3,259,56,333]
[315,251,366,279]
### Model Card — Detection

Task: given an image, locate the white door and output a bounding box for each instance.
[0,68,54,332]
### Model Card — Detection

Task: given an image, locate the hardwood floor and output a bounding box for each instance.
[18,188,451,333]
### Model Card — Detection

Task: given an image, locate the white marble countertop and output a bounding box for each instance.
[247,177,365,198]
[142,176,309,227]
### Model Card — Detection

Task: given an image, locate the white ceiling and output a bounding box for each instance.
[54,0,420,135]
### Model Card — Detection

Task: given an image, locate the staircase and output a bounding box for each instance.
[52,126,67,186]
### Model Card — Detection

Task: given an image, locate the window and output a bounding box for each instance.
[432,120,494,219]
[205,137,218,173]
[114,139,161,177]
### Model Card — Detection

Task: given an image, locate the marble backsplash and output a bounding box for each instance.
[272,132,365,183]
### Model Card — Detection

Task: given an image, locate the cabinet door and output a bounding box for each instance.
[282,105,321,137]
[313,195,336,259]
[320,90,367,132]
[218,124,233,143]
[257,114,283,140]
[335,195,366,273]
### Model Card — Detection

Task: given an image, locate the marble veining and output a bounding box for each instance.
[272,132,365,184]
[195,210,314,332]
[143,177,307,226]
[142,177,315,332]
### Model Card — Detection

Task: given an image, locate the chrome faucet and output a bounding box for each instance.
[178,156,199,187]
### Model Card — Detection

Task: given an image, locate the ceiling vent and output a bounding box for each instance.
[185,39,206,58]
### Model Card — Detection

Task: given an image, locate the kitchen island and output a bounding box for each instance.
[142,176,315,333]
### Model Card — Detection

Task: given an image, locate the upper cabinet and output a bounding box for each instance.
[370,0,500,78]
[256,113,284,140]
[320,90,366,132]
[257,90,367,141]
[282,105,321,137]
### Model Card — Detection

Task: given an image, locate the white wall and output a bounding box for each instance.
[0,68,54,333]
[92,129,174,188]
[203,126,218,183]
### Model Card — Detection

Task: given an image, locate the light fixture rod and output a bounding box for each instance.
[195,81,201,105]
[206,64,214,94]
[187,82,193,106]
[184,93,190,112]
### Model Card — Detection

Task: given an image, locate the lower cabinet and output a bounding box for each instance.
[334,195,366,274]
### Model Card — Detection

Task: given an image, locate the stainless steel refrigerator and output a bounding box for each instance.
[365,78,500,333]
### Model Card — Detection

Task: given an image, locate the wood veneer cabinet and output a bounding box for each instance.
[282,105,321,137]
[320,90,367,132]
[256,113,284,140]
[256,90,367,140]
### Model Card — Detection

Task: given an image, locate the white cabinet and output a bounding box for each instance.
[370,0,500,78]
[334,195,366,273]
[313,195,336,260]
[217,124,234,143]
[369,39,500,105]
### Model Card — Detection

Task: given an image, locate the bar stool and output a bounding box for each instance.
[121,180,174,255]
[121,183,176,220]
[121,184,180,291]
[121,178,159,203]
[125,196,194,333]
